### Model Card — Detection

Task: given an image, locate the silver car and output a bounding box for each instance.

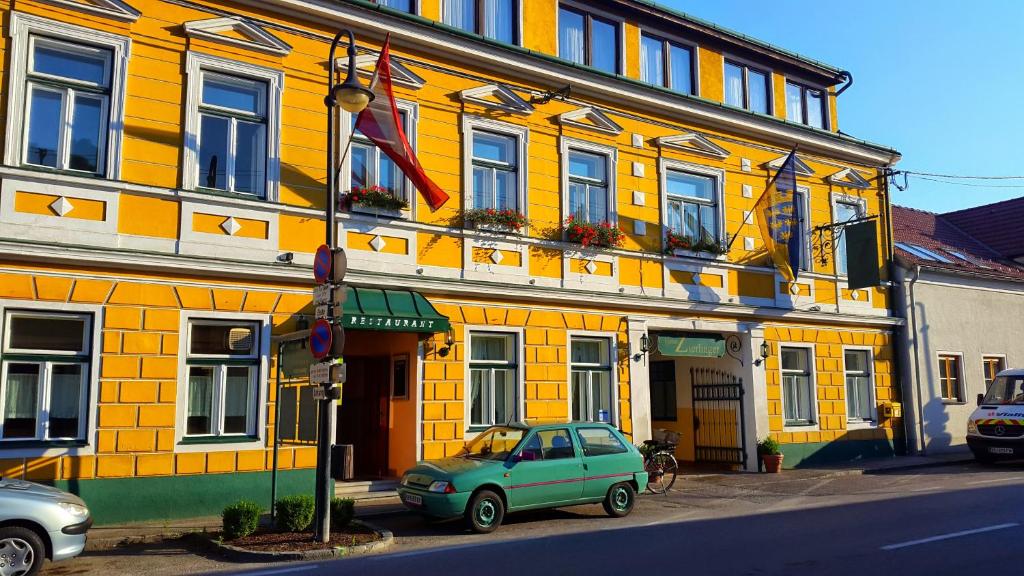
[0,479,91,576]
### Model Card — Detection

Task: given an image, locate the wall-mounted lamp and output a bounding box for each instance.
[295,315,310,332]
[755,340,771,366]
[632,333,652,362]
[430,328,455,358]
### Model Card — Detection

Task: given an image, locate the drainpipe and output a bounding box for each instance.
[881,171,909,455]
[908,265,926,455]
[834,71,854,97]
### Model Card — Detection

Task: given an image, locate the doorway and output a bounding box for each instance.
[337,356,390,479]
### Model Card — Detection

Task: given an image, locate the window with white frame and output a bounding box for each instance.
[443,0,518,44]
[785,81,827,129]
[471,130,519,210]
[724,60,770,114]
[845,349,874,423]
[185,320,261,438]
[793,189,809,270]
[468,332,518,427]
[351,108,410,204]
[195,72,268,197]
[640,32,694,95]
[781,346,814,426]
[665,168,719,243]
[570,337,613,423]
[834,199,864,275]
[22,36,112,175]
[1,311,91,441]
[567,148,609,223]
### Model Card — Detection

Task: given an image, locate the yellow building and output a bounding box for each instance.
[0,0,902,522]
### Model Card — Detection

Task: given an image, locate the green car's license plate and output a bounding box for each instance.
[403,493,423,505]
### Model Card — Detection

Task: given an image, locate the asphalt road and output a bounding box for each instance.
[223,462,1024,576]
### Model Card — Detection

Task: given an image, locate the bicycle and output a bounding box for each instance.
[640,429,679,494]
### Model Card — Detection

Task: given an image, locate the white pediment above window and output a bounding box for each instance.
[765,153,815,176]
[656,132,730,159]
[336,53,425,89]
[828,167,871,189]
[558,107,623,135]
[35,0,140,21]
[184,17,292,56]
[459,84,534,115]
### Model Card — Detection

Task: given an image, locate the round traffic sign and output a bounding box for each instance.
[313,244,332,284]
[309,318,333,360]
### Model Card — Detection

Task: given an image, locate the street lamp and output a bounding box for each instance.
[313,28,374,545]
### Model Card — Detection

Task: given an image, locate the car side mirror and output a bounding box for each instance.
[977,393,985,407]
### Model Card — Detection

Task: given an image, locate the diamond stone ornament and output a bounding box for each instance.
[584,260,597,274]
[221,217,241,236]
[370,235,387,252]
[50,197,74,217]
[490,250,504,264]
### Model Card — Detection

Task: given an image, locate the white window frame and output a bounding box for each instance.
[936,351,966,404]
[793,187,812,271]
[567,332,618,425]
[0,300,100,458]
[722,55,773,115]
[785,77,830,130]
[560,136,617,227]
[779,343,818,431]
[638,30,700,96]
[340,99,419,218]
[460,114,529,216]
[659,158,725,245]
[441,0,524,47]
[843,346,876,427]
[556,1,626,75]
[463,326,524,435]
[183,51,283,201]
[175,311,271,453]
[830,192,867,277]
[5,12,130,179]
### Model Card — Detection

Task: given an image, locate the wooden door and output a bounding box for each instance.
[337,356,391,479]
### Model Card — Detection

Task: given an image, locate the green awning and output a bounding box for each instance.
[341,287,450,333]
[657,334,726,358]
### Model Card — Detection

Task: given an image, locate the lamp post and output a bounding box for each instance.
[314,28,374,544]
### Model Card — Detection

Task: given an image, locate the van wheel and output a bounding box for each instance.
[465,489,504,534]
[0,526,45,576]
[603,482,636,518]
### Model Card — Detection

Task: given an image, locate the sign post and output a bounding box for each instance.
[310,243,347,543]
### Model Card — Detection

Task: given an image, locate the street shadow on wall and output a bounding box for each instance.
[915,301,955,453]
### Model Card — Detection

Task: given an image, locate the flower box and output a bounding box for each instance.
[350,202,405,219]
[464,208,526,234]
[343,185,408,218]
[664,231,727,259]
[564,216,624,249]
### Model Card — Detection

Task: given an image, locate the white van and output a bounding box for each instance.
[967,369,1024,463]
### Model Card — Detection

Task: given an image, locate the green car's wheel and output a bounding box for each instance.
[603,482,636,518]
[465,489,504,533]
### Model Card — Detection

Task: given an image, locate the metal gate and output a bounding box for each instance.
[691,368,746,466]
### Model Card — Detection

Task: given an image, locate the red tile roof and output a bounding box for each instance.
[892,205,1024,280]
[944,196,1024,259]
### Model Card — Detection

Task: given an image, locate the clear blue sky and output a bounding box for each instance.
[660,0,1024,213]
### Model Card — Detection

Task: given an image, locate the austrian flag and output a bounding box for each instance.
[355,35,449,210]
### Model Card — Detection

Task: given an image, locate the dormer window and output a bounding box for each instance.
[443,0,518,44]
[559,5,620,75]
[725,60,770,114]
[640,33,695,95]
[786,81,827,129]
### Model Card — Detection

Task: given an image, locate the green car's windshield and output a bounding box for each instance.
[460,427,526,460]
[983,375,1024,405]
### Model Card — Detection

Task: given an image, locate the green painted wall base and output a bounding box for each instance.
[53,469,316,525]
[779,439,896,468]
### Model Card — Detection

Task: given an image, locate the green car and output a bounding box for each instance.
[397,422,648,533]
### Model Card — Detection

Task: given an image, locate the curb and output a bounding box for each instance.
[797,457,976,479]
[86,527,218,552]
[195,519,393,562]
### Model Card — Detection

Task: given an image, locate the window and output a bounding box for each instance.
[983,356,1005,389]
[786,81,827,128]
[443,0,518,44]
[576,427,627,456]
[649,360,677,421]
[22,37,111,175]
[392,355,409,399]
[185,320,260,438]
[567,149,609,223]
[472,130,518,210]
[938,354,963,402]
[570,337,613,423]
[834,200,864,275]
[351,108,410,204]
[724,60,769,114]
[196,72,268,196]
[665,169,719,243]
[793,189,809,270]
[845,350,874,423]
[781,347,814,425]
[558,5,619,74]
[894,243,953,264]
[469,332,518,427]
[640,33,694,94]
[1,312,91,441]
[375,0,414,11]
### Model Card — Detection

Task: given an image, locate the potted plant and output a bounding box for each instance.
[464,208,527,233]
[664,231,729,258]
[564,216,624,249]
[757,436,784,473]
[343,184,409,217]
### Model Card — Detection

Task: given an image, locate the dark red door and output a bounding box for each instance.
[337,356,390,479]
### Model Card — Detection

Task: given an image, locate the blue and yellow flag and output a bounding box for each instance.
[754,150,802,282]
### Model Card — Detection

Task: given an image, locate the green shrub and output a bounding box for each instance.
[275,494,315,532]
[331,498,355,529]
[222,500,261,540]
[757,436,782,456]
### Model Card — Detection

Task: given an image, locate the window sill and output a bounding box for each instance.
[193,186,267,202]
[179,435,259,445]
[942,400,967,406]
[17,164,105,180]
[467,223,523,235]
[846,420,877,430]
[669,249,727,261]
[0,440,87,450]
[349,204,409,219]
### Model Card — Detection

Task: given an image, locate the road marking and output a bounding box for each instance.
[234,566,320,576]
[966,477,1022,486]
[905,485,943,492]
[882,523,1019,551]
